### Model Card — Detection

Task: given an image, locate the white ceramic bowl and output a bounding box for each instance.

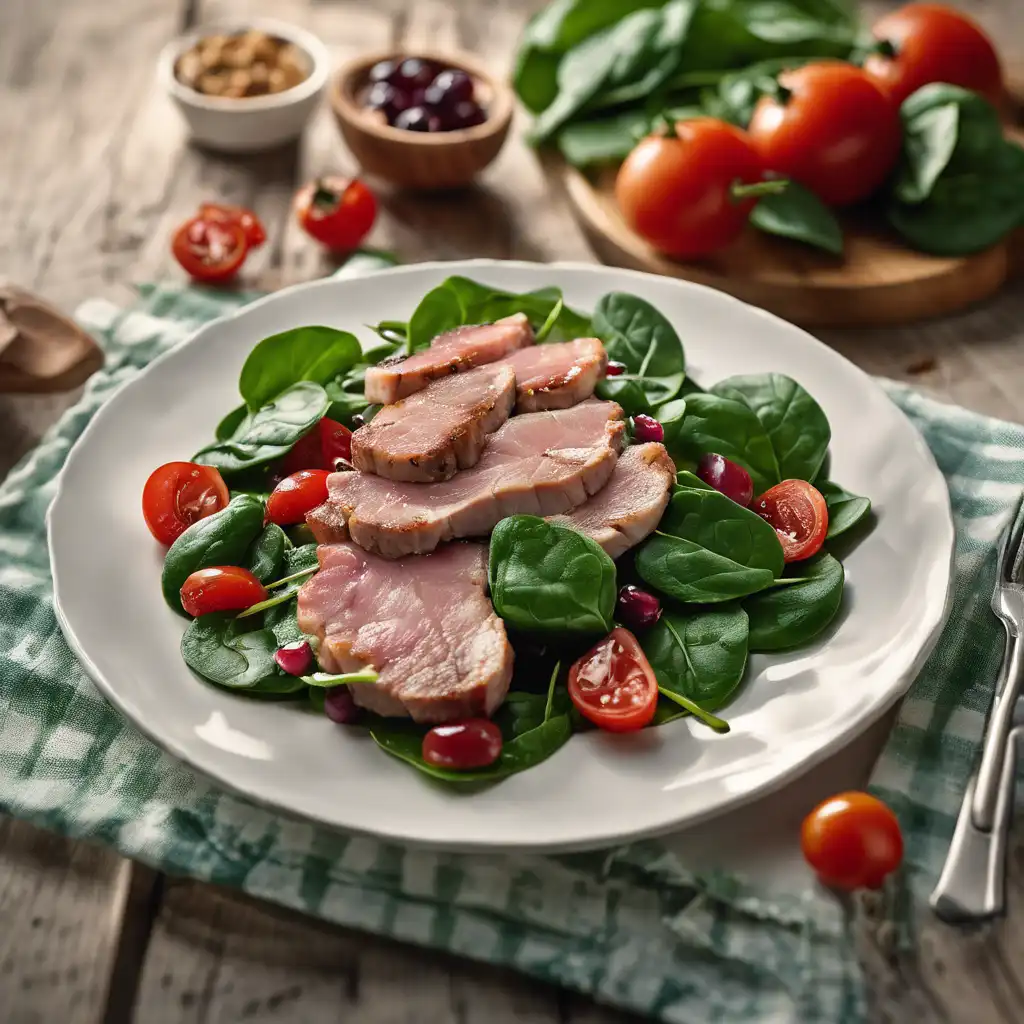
[157,18,329,153]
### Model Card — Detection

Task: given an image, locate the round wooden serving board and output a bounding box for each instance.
[560,126,1024,330]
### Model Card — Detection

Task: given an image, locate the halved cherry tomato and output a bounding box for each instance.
[180,566,268,618]
[422,719,503,770]
[801,791,903,890]
[865,4,1003,107]
[295,176,377,251]
[265,469,331,526]
[752,479,829,563]
[198,203,267,248]
[171,216,249,282]
[281,417,353,475]
[748,63,901,207]
[142,461,229,545]
[568,627,659,733]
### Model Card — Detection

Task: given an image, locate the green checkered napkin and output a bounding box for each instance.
[0,280,1018,1023]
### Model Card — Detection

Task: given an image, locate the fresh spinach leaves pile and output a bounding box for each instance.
[166,277,872,786]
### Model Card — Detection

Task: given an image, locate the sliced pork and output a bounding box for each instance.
[502,338,607,412]
[310,399,625,557]
[364,314,534,405]
[350,363,516,483]
[547,443,676,558]
[297,541,512,723]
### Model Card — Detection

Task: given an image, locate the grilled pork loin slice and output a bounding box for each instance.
[297,541,512,722]
[350,363,516,483]
[364,314,534,405]
[502,338,608,412]
[314,399,625,557]
[547,443,675,558]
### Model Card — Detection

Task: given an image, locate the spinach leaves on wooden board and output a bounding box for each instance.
[489,516,616,634]
[818,480,871,538]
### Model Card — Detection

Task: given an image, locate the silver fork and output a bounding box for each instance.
[931,491,1024,923]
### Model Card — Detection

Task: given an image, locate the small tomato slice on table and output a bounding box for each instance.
[569,627,659,733]
[171,216,249,282]
[142,461,229,545]
[198,202,267,247]
[801,791,903,890]
[180,566,268,618]
[265,468,331,526]
[753,479,828,563]
[295,176,377,251]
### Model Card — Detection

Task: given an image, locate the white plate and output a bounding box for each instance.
[49,261,954,852]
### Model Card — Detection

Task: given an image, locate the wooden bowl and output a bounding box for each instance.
[330,50,514,191]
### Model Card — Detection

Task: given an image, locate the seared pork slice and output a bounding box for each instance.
[323,399,625,558]
[547,443,675,558]
[502,338,607,412]
[306,500,348,544]
[297,541,513,723]
[350,364,516,483]
[364,314,534,405]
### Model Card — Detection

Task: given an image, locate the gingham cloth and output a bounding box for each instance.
[0,279,1018,1023]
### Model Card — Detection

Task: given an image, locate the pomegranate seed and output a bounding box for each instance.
[606,361,626,377]
[697,453,754,507]
[274,639,313,676]
[632,414,664,443]
[422,719,502,770]
[324,686,361,724]
[616,585,662,630]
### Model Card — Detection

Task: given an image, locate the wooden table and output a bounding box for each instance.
[3,1,1024,1021]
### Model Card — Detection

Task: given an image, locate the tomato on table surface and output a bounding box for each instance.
[422,719,503,770]
[282,417,353,475]
[142,461,229,545]
[865,3,1002,106]
[802,791,903,890]
[265,468,331,526]
[568,626,659,732]
[295,176,377,250]
[615,119,776,259]
[180,566,268,618]
[748,63,901,207]
[753,479,828,563]
[171,216,249,282]
[198,202,267,247]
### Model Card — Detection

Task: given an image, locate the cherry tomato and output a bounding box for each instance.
[753,480,829,563]
[748,63,901,207]
[615,119,766,259]
[865,4,1002,106]
[295,176,377,251]
[265,469,331,526]
[801,791,903,890]
[281,418,353,475]
[171,216,249,282]
[142,461,229,546]
[568,627,659,733]
[198,203,267,247]
[180,566,268,618]
[422,719,503,770]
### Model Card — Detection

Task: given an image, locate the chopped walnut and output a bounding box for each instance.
[175,30,311,99]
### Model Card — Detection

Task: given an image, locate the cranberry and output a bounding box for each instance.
[444,99,486,130]
[425,69,474,109]
[368,59,399,84]
[616,585,662,630]
[697,453,754,507]
[422,719,502,771]
[274,639,313,677]
[324,686,361,725]
[605,361,626,377]
[394,106,440,132]
[632,414,664,443]
[392,57,437,91]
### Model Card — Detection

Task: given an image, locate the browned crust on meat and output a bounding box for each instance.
[305,500,349,544]
[516,340,609,413]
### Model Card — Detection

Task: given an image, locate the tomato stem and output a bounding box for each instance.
[730,178,789,202]
[658,686,731,734]
[312,180,340,211]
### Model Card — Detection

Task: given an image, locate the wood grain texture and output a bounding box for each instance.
[2,2,1024,1024]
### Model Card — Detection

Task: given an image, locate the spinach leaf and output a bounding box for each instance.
[193,382,331,475]
[239,543,320,619]
[711,373,830,482]
[591,292,685,413]
[657,398,688,455]
[642,604,749,711]
[749,181,844,255]
[245,523,288,584]
[181,613,305,694]
[263,596,306,649]
[668,392,779,492]
[818,480,871,539]
[162,495,265,614]
[745,552,844,651]
[489,516,616,634]
[675,469,715,490]
[239,326,361,411]
[216,404,250,441]
[636,485,783,602]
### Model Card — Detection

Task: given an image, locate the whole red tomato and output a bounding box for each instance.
[295,176,377,251]
[748,63,901,207]
[865,3,1003,106]
[616,119,771,259]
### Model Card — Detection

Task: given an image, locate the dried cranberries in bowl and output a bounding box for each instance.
[363,56,487,133]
